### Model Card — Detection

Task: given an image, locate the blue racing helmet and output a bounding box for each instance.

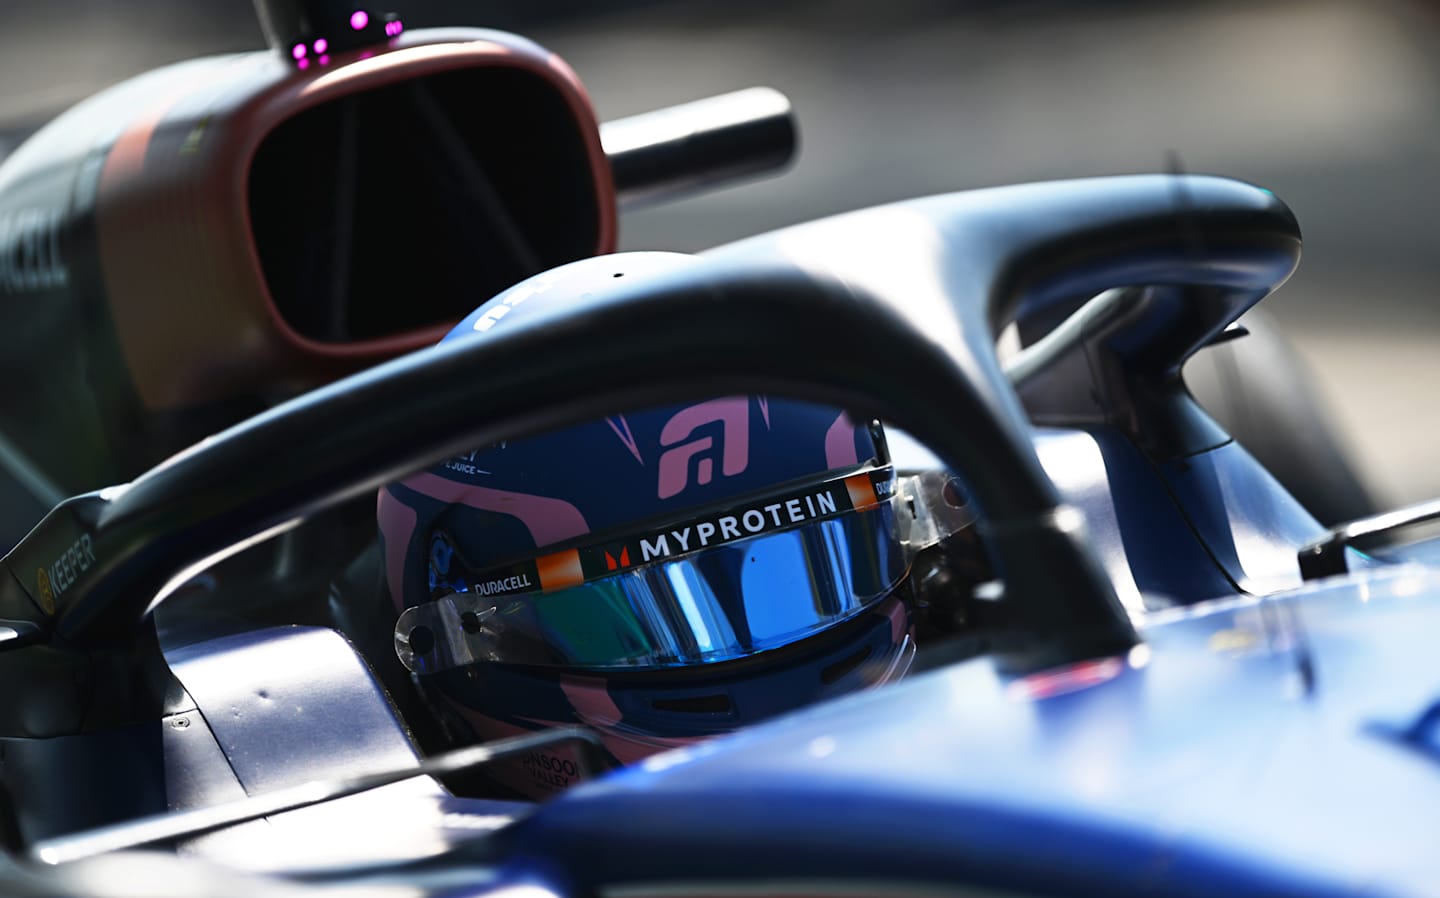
[377,253,957,797]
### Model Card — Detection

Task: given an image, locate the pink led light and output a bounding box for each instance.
[385,19,403,37]
[350,10,369,30]
[297,58,311,70]
[313,38,328,54]
[291,43,307,60]
[319,54,331,65]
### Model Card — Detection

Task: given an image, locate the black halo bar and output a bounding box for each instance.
[0,176,1301,703]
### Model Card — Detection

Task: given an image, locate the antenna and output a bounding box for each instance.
[252,0,406,65]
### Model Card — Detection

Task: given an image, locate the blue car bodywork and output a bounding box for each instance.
[499,564,1440,898]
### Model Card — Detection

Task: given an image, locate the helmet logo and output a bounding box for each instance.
[604,545,631,571]
[656,397,750,499]
[471,269,564,332]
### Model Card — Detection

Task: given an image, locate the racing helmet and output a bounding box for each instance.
[377,253,955,798]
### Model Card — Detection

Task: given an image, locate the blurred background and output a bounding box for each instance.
[3,0,1439,506]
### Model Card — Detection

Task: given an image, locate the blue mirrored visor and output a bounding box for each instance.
[396,468,912,673]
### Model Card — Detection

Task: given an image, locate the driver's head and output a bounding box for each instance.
[376,253,932,797]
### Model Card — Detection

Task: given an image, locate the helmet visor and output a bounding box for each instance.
[397,468,918,673]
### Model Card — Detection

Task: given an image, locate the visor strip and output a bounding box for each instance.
[455,467,894,600]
